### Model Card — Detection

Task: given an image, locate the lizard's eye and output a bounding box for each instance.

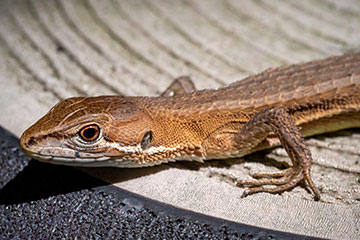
[140,131,152,150]
[79,125,100,142]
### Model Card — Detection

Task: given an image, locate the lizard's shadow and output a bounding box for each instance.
[83,149,288,185]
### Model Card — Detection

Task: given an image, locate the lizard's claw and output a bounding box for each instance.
[237,166,320,200]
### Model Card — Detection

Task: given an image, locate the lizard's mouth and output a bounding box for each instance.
[19,144,114,166]
[19,140,165,168]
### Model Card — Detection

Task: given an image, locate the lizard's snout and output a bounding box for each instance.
[19,127,38,156]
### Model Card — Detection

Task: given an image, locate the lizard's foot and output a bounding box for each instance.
[237,166,320,200]
[232,106,321,200]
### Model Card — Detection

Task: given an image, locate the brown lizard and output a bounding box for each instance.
[20,52,360,200]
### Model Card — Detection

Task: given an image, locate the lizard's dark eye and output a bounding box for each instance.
[140,131,153,150]
[79,125,100,142]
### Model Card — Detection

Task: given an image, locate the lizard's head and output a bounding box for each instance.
[20,96,199,167]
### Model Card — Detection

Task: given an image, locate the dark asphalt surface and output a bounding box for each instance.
[0,127,322,239]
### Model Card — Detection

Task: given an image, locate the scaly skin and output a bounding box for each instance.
[20,52,360,200]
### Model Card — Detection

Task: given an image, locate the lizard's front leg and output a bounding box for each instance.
[234,106,320,200]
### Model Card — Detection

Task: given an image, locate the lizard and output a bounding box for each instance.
[20,52,360,200]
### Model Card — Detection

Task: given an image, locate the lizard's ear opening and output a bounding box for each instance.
[140,131,153,150]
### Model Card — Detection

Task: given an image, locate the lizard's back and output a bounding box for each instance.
[144,52,360,123]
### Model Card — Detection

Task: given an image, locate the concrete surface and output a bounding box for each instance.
[0,0,359,239]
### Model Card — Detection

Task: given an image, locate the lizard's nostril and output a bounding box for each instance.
[27,137,37,147]
[19,131,37,153]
